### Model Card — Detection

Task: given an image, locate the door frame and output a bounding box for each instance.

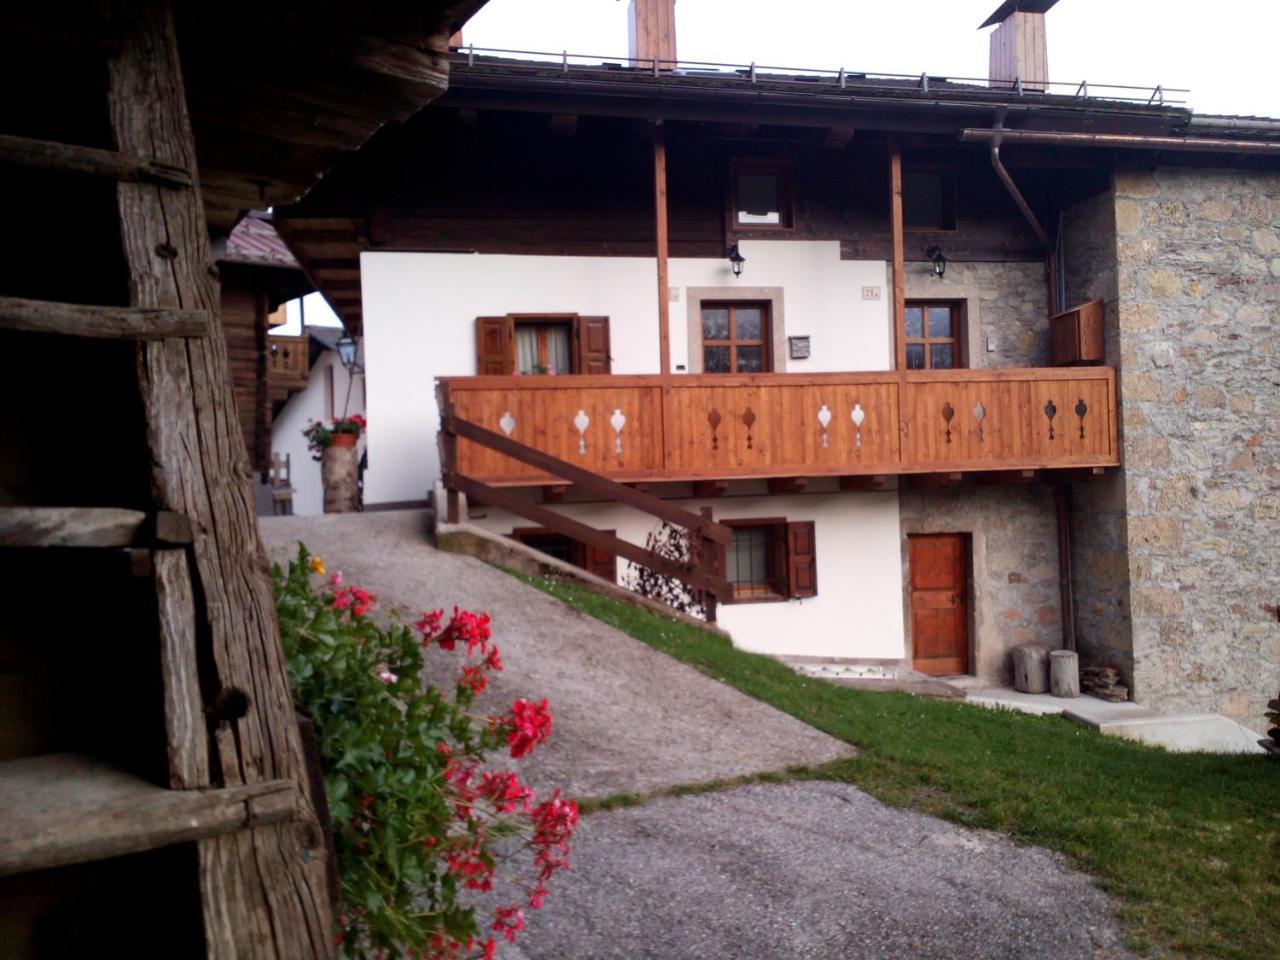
[905,531,974,676]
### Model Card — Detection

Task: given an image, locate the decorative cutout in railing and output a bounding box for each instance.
[817,404,832,448]
[1044,400,1058,441]
[851,403,865,449]
[742,407,756,450]
[610,409,627,454]
[499,411,516,437]
[1075,398,1088,440]
[707,408,722,451]
[942,401,955,444]
[573,409,590,454]
[973,402,987,444]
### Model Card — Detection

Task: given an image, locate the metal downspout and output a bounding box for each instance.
[987,121,1056,315]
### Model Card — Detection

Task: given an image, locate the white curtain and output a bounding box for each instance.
[515,323,572,375]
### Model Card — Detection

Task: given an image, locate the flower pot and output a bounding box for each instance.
[329,432,358,449]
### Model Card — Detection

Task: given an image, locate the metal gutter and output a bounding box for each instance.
[962,127,1280,155]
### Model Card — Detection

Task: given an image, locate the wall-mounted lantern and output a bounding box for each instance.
[335,333,359,369]
[728,242,746,279]
[926,245,948,280]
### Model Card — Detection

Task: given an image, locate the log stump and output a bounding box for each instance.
[1012,644,1051,694]
[322,443,359,513]
[1050,650,1081,698]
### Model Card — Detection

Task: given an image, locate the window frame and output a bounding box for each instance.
[721,518,789,604]
[513,317,574,375]
[903,300,967,371]
[729,158,795,233]
[700,300,773,375]
[902,164,958,233]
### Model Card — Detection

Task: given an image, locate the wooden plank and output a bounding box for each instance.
[0,133,192,186]
[653,122,671,376]
[154,550,210,790]
[452,473,731,599]
[446,415,731,544]
[0,507,192,547]
[0,296,209,339]
[889,139,906,371]
[693,479,729,497]
[107,3,332,955]
[0,753,294,877]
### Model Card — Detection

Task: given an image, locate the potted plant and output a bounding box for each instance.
[304,415,366,513]
[303,414,366,460]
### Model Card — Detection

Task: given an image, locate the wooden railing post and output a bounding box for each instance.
[436,382,461,524]
[698,505,719,623]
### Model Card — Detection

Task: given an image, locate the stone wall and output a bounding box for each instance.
[1110,165,1280,734]
[904,260,1049,368]
[899,486,1063,681]
[1060,187,1134,684]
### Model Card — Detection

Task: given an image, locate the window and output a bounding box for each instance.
[904,301,964,370]
[903,168,957,232]
[720,519,817,603]
[731,160,793,230]
[475,315,611,375]
[510,528,617,582]
[515,321,571,376]
[701,302,771,374]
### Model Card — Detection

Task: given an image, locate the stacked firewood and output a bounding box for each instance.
[1263,694,1279,757]
[1081,666,1129,702]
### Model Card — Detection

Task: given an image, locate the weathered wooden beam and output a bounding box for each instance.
[839,475,888,491]
[154,550,210,790]
[452,473,731,598]
[0,753,295,877]
[444,414,730,543]
[0,296,209,339]
[693,479,729,498]
[889,138,906,371]
[0,507,192,547]
[0,133,191,186]
[767,476,808,495]
[653,121,671,376]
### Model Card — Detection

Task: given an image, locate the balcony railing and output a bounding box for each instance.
[437,368,1119,486]
[267,334,310,387]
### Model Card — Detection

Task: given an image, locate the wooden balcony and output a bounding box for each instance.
[266,334,310,388]
[438,368,1119,486]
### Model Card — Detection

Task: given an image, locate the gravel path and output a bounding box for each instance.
[261,511,1132,959]
[505,781,1134,960]
[261,510,854,799]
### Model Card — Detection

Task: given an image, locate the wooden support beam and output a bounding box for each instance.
[0,507,192,547]
[824,126,856,150]
[0,296,209,339]
[653,121,671,376]
[0,133,192,186]
[978,469,1039,485]
[0,753,295,877]
[628,482,653,495]
[154,550,210,790]
[839,475,888,491]
[541,484,567,503]
[889,138,906,372]
[1056,466,1108,482]
[907,472,966,489]
[693,479,729,498]
[767,476,809,495]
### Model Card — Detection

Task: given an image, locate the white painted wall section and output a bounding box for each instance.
[466,490,906,661]
[359,242,890,505]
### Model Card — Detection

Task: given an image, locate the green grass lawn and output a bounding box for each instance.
[512,572,1280,960]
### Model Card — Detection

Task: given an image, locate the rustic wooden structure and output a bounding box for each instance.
[0,1,484,955]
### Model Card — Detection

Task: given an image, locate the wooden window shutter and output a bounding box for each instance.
[574,316,612,374]
[475,316,514,374]
[786,521,817,598]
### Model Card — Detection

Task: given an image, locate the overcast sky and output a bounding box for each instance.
[462,0,1279,119]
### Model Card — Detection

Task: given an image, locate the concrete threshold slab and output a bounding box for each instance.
[965,686,1265,754]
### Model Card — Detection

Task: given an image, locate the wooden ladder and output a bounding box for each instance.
[0,3,331,957]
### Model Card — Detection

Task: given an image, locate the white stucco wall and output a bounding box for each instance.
[271,347,366,516]
[359,241,891,505]
[466,487,906,661]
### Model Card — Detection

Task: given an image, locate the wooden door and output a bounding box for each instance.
[908,534,969,676]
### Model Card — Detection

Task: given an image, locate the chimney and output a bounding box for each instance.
[628,0,676,67]
[981,0,1058,91]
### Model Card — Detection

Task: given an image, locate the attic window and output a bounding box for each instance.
[732,160,793,230]
[903,168,957,231]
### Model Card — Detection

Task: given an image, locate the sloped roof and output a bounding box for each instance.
[222,217,300,268]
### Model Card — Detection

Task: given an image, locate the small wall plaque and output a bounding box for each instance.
[788,335,811,360]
